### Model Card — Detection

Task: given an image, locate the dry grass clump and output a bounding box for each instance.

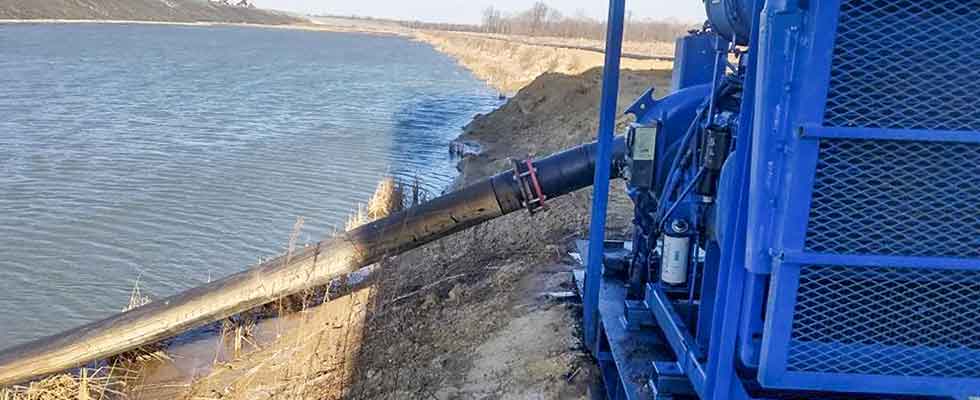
[0,367,126,400]
[139,175,421,399]
[1,175,431,398]
[0,279,169,400]
[415,30,672,93]
[346,176,405,230]
[345,176,427,231]
[113,280,172,366]
[478,32,677,59]
[217,314,260,360]
[365,178,404,220]
[203,175,424,371]
[217,181,411,361]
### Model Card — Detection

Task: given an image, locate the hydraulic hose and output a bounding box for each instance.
[0,136,626,386]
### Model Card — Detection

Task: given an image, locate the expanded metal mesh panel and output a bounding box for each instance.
[805,139,980,257]
[824,0,980,130]
[788,265,980,377]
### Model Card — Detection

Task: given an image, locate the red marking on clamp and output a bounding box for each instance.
[524,159,547,207]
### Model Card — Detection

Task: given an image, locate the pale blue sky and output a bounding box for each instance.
[253,0,706,24]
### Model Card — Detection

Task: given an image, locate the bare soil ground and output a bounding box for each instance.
[339,67,671,400]
[109,66,671,400]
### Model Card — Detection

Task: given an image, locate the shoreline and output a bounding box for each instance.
[0,18,672,94]
[0,19,405,35]
[0,21,675,400]
[0,17,413,34]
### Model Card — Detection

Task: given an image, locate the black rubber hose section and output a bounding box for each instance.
[0,135,627,386]
[490,136,626,212]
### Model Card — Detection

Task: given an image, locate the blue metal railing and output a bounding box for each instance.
[583,0,626,351]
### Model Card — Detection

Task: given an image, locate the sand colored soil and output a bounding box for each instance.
[415,31,673,94]
[113,66,672,400]
[337,68,671,399]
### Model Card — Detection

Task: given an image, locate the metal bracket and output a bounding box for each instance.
[512,158,547,214]
[626,86,659,119]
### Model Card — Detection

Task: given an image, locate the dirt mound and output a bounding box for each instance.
[342,68,671,399]
[453,67,671,236]
[456,67,669,184]
[116,68,673,400]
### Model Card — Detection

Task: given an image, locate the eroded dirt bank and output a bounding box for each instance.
[122,66,672,400]
[343,67,672,400]
[1,29,675,400]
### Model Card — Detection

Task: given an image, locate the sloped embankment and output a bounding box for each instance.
[340,67,672,399]
[415,30,673,94]
[117,67,672,400]
[0,48,673,398]
[0,0,300,24]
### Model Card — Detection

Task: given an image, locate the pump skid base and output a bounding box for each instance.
[575,240,709,400]
[574,240,678,400]
[579,0,980,399]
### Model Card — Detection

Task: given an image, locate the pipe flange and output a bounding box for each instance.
[512,158,547,214]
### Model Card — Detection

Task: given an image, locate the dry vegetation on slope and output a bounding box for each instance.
[416,30,673,94]
[342,67,671,399]
[128,67,671,400]
[0,0,300,24]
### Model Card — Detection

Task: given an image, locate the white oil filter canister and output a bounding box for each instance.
[661,219,691,285]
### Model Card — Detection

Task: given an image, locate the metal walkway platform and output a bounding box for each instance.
[574,240,678,400]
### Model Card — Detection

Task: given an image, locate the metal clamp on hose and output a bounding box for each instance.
[512,158,547,214]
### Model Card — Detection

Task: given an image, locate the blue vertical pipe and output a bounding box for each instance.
[583,0,626,352]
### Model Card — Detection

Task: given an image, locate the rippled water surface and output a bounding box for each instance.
[0,24,500,348]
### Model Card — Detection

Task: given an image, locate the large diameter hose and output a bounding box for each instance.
[0,136,625,386]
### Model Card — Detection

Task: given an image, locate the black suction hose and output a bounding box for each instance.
[0,136,626,386]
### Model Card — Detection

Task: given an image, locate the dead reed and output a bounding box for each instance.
[113,280,171,366]
[0,366,128,400]
[346,176,407,231]
[1,175,431,399]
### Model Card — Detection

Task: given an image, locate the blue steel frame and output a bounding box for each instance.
[750,1,980,398]
[583,0,626,352]
[585,0,980,399]
[652,2,762,397]
[585,0,763,398]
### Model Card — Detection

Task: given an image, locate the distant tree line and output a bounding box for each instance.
[404,2,697,43]
[401,20,485,33]
[209,0,256,8]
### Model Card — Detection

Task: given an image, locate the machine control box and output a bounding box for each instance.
[627,122,659,190]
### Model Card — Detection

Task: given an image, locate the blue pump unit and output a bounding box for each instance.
[582,1,980,399]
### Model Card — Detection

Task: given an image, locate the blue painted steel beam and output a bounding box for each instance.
[583,0,626,351]
[781,251,980,271]
[702,1,765,398]
[647,286,707,398]
[801,125,980,144]
[766,369,980,399]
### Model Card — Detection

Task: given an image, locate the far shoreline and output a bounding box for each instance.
[0,18,673,95]
[0,18,412,36]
